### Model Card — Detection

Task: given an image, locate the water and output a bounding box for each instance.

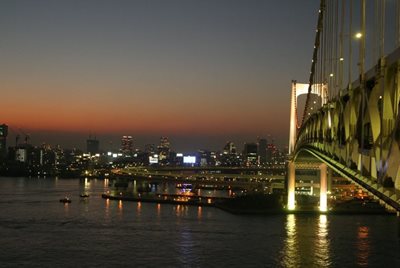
[0,177,399,267]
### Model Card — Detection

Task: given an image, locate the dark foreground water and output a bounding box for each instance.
[0,177,399,267]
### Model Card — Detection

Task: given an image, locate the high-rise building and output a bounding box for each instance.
[0,124,8,159]
[266,142,278,165]
[243,142,258,167]
[258,138,267,165]
[158,137,170,162]
[220,141,240,166]
[223,141,237,155]
[86,137,99,155]
[121,136,133,155]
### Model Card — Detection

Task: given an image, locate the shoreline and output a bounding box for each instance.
[101,193,395,216]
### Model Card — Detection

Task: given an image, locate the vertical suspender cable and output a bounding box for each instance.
[374,0,378,63]
[378,0,385,183]
[334,0,339,97]
[327,0,332,100]
[379,0,385,58]
[322,1,326,101]
[339,0,345,93]
[348,0,352,89]
[319,13,324,110]
[326,0,330,100]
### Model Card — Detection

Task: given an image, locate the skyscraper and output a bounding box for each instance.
[258,138,267,165]
[86,137,99,155]
[223,141,237,155]
[266,142,278,165]
[243,142,258,167]
[121,136,133,155]
[0,124,8,159]
[158,137,170,161]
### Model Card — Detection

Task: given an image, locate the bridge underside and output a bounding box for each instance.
[294,147,400,212]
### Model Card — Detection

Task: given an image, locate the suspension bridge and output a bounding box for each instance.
[289,0,400,214]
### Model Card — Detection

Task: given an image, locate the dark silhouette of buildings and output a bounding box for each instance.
[258,138,267,165]
[243,142,258,167]
[87,136,99,155]
[0,124,8,159]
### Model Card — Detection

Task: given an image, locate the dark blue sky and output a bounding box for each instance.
[0,0,320,151]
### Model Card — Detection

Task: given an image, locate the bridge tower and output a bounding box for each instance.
[288,81,328,155]
[288,81,328,211]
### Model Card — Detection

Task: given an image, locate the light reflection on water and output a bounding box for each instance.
[357,226,370,266]
[174,204,189,217]
[84,178,89,190]
[136,201,142,215]
[157,203,161,217]
[280,214,332,267]
[104,198,110,222]
[179,226,195,265]
[315,215,331,267]
[0,177,399,267]
[281,214,299,266]
[118,200,123,210]
[63,202,70,216]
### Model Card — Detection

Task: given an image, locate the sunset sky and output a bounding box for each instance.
[0,0,319,152]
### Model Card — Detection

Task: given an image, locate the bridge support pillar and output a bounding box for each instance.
[287,161,296,210]
[319,163,328,212]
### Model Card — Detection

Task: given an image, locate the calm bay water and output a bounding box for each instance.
[0,177,399,267]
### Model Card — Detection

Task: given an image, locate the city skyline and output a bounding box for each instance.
[0,0,319,151]
[4,128,283,154]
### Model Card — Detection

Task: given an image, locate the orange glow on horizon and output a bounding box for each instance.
[1,81,289,138]
[2,107,286,136]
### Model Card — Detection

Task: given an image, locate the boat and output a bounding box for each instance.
[60,197,71,203]
[79,193,89,198]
